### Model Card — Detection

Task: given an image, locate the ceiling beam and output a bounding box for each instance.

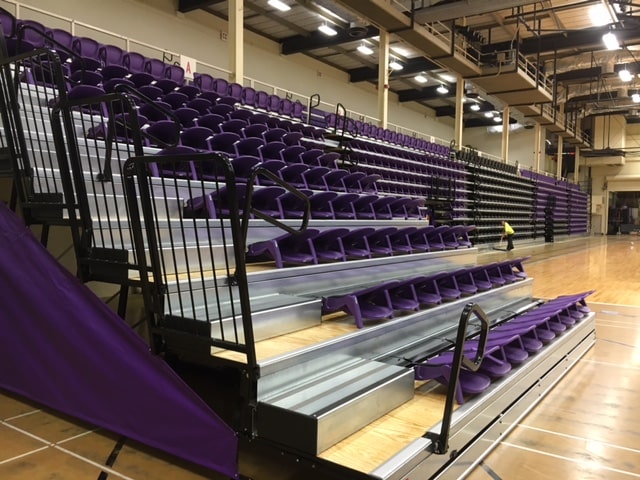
[412,0,542,23]
[349,57,439,82]
[178,0,224,13]
[554,66,602,83]
[281,25,379,55]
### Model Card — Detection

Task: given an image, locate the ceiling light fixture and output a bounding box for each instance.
[470,103,481,111]
[602,31,620,50]
[414,74,428,84]
[484,111,494,118]
[493,115,502,122]
[619,68,633,82]
[357,42,374,55]
[389,58,403,71]
[633,93,640,103]
[436,84,449,94]
[268,0,291,12]
[318,23,337,36]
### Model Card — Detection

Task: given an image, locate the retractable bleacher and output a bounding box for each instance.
[0,20,596,480]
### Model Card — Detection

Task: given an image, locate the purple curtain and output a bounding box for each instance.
[0,204,238,478]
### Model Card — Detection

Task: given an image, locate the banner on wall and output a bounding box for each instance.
[181,55,197,81]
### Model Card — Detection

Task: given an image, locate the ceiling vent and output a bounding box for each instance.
[348,21,368,38]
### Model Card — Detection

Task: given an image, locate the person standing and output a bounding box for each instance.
[501,220,515,251]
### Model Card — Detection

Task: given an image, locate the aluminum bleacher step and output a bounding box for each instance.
[257,357,414,455]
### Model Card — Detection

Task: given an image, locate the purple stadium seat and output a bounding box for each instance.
[433,271,462,301]
[142,120,181,148]
[163,91,189,110]
[339,226,375,259]
[266,93,282,112]
[186,97,213,115]
[262,127,287,143]
[323,280,400,328]
[177,84,201,99]
[145,58,167,80]
[302,166,331,190]
[248,229,319,268]
[213,77,229,97]
[165,64,185,84]
[195,113,225,132]
[208,132,242,156]
[45,28,74,62]
[279,145,306,164]
[193,72,215,92]
[180,126,214,151]
[227,82,243,101]
[308,191,338,219]
[330,193,359,219]
[173,107,200,128]
[258,141,286,162]
[219,118,248,135]
[230,155,261,183]
[234,137,265,157]
[241,86,257,106]
[365,227,397,256]
[151,145,198,179]
[228,109,254,121]
[312,227,349,263]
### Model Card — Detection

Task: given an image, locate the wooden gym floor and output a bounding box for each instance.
[1,234,639,479]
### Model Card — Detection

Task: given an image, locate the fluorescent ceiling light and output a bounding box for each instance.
[357,43,374,55]
[633,93,640,103]
[318,23,337,36]
[619,68,633,82]
[470,103,481,111]
[493,115,502,122]
[414,74,428,84]
[484,111,494,118]
[268,0,291,12]
[389,59,403,71]
[436,84,449,94]
[439,73,456,83]
[602,31,620,50]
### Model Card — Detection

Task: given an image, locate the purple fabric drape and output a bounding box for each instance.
[0,203,238,478]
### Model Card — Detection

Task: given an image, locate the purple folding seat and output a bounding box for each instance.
[219,118,248,135]
[276,189,313,219]
[69,69,103,86]
[227,82,243,101]
[249,230,319,267]
[323,169,351,192]
[299,149,324,166]
[302,166,331,191]
[154,77,180,94]
[312,227,348,262]
[341,172,367,193]
[234,137,265,157]
[387,226,418,255]
[151,145,198,179]
[180,126,214,151]
[194,113,225,132]
[308,191,338,219]
[210,103,234,118]
[408,275,442,306]
[386,279,421,313]
[262,127,287,143]
[255,90,269,110]
[145,58,167,80]
[440,225,461,249]
[280,145,306,164]
[165,64,185,84]
[136,84,163,101]
[317,152,342,168]
[483,263,508,287]
[323,280,400,328]
[227,109,253,121]
[162,91,189,109]
[301,125,325,141]
[425,225,448,251]
[468,265,493,292]
[15,19,47,53]
[359,174,381,193]
[45,28,74,62]
[248,112,271,125]
[291,100,305,120]
[282,131,304,146]
[173,107,200,128]
[433,271,462,301]
[242,123,268,139]
[230,155,261,183]
[452,269,479,296]
[99,44,125,67]
[241,86,257,107]
[193,72,215,92]
[352,194,379,220]
[1,9,16,43]
[330,193,359,220]
[279,98,294,117]
[414,355,492,404]
[278,163,309,189]
[176,84,201,99]
[250,186,288,219]
[405,226,432,253]
[496,260,521,283]
[142,120,181,148]
[208,132,241,156]
[266,93,282,112]
[339,226,375,259]
[258,141,286,162]
[369,196,397,220]
[365,227,398,256]
[255,160,286,186]
[196,91,220,107]
[70,36,102,72]
[186,97,213,115]
[213,77,229,97]
[137,100,172,123]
